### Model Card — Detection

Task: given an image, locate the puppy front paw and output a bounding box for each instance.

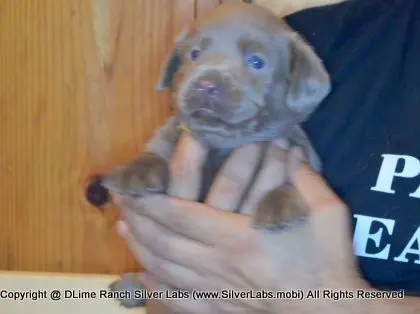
[102,152,169,198]
[252,185,309,230]
[108,273,147,308]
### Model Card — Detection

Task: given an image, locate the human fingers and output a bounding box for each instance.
[167,132,208,201]
[238,143,288,215]
[205,143,266,212]
[116,195,250,246]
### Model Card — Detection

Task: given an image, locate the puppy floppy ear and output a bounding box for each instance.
[285,33,331,117]
[156,30,189,92]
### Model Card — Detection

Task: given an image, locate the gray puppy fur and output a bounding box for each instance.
[103,2,331,308]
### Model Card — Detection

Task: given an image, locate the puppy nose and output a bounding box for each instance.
[195,79,219,96]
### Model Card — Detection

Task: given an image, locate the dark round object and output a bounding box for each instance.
[85,177,110,208]
[190,49,201,60]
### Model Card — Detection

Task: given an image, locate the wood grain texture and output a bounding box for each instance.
[0,0,204,274]
[221,0,249,4]
[172,0,195,36]
[255,0,344,16]
[196,0,221,18]
[0,0,337,274]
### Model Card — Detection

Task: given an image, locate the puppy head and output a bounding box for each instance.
[157,3,331,149]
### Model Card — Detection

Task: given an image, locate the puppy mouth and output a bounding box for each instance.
[189,108,227,125]
[183,101,264,135]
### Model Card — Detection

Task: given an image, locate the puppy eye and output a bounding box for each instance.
[246,54,265,70]
[190,49,201,60]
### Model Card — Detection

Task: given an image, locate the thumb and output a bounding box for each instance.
[293,163,359,277]
[167,132,208,201]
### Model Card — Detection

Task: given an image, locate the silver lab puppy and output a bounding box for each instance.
[103,2,331,308]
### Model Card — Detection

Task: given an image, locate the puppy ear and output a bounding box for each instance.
[285,33,331,117]
[156,30,188,92]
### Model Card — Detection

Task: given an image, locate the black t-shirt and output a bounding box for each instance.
[284,0,420,294]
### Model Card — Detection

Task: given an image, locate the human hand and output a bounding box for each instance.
[113,133,370,313]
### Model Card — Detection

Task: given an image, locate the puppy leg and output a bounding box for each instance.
[103,155,168,309]
[108,273,147,308]
[102,152,169,198]
[104,117,181,308]
[252,145,311,230]
[101,116,181,197]
[252,184,309,230]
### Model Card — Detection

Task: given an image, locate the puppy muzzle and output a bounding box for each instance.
[178,65,243,125]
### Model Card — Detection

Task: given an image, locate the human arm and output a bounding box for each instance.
[113,133,420,313]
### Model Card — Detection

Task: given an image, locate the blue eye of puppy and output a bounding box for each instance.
[190,49,201,60]
[247,55,265,70]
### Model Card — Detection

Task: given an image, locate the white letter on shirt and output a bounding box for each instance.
[394,226,420,264]
[409,184,420,199]
[353,214,395,260]
[370,154,420,194]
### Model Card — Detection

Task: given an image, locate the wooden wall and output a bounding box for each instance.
[257,0,343,15]
[0,0,341,274]
[0,0,248,275]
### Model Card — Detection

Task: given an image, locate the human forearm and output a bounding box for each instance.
[324,283,420,314]
[371,291,420,314]
[272,291,419,314]
[347,273,420,314]
[269,272,419,314]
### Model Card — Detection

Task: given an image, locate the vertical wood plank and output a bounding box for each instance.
[196,0,221,19]
[173,0,195,36]
[255,0,344,16]
[0,0,176,274]
[221,0,245,4]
